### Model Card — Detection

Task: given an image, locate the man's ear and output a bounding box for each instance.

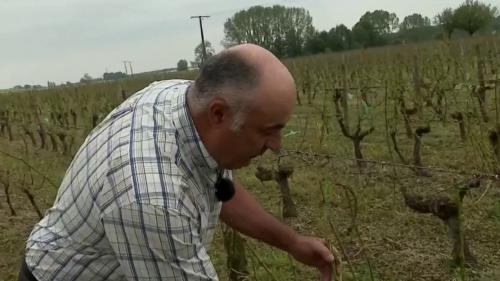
[207,98,231,127]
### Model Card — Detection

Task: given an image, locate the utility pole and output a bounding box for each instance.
[122,61,128,75]
[190,15,210,64]
[126,61,133,76]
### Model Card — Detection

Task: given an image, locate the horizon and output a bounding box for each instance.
[0,0,488,89]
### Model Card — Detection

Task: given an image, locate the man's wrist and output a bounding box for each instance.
[282,231,301,253]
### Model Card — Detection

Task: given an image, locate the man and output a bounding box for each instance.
[20,44,336,280]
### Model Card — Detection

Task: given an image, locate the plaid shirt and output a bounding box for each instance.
[25,80,227,280]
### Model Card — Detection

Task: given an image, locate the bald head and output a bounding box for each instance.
[193,45,258,100]
[190,43,296,130]
[192,44,294,100]
[230,43,296,102]
[227,44,296,100]
[226,43,290,78]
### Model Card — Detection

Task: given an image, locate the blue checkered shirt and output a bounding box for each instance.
[25,80,227,280]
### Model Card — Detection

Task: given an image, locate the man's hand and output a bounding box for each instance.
[287,235,342,281]
[220,184,342,279]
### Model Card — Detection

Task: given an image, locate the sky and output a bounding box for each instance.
[0,0,484,89]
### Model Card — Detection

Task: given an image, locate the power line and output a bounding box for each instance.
[190,15,210,64]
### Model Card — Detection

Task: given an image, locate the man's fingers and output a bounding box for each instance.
[312,238,333,262]
[319,243,334,262]
[317,238,327,246]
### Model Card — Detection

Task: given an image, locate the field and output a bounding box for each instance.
[1,36,500,281]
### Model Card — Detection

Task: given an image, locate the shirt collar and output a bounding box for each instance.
[171,82,219,172]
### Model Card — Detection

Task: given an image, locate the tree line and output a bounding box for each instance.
[179,0,499,67]
[232,1,498,56]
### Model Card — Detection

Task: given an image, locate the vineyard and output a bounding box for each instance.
[1,35,500,281]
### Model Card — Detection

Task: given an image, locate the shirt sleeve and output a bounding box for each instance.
[102,202,218,281]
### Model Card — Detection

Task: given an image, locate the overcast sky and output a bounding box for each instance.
[0,0,482,88]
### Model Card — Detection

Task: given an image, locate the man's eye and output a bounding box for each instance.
[260,129,273,136]
[265,129,280,136]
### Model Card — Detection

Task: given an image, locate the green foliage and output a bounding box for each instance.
[177,59,188,71]
[452,0,498,35]
[103,72,127,81]
[304,30,330,54]
[13,84,43,90]
[79,73,93,84]
[223,5,314,58]
[435,8,455,38]
[328,25,354,51]
[352,19,387,47]
[394,25,441,43]
[400,13,431,31]
[434,2,498,38]
[359,10,400,35]
[222,3,500,58]
[304,26,353,54]
[351,9,399,47]
[492,15,500,30]
[194,40,215,66]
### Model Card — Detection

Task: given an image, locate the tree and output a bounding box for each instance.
[326,28,345,52]
[358,10,399,35]
[400,13,431,31]
[352,18,386,47]
[194,40,215,67]
[177,59,188,71]
[190,61,199,69]
[434,8,455,38]
[327,24,353,51]
[304,30,329,54]
[223,5,314,58]
[352,10,398,47]
[334,24,353,50]
[452,0,498,35]
[397,13,434,42]
[103,72,127,81]
[80,73,93,84]
[492,15,500,31]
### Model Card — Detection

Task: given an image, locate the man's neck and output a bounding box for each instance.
[186,85,216,163]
